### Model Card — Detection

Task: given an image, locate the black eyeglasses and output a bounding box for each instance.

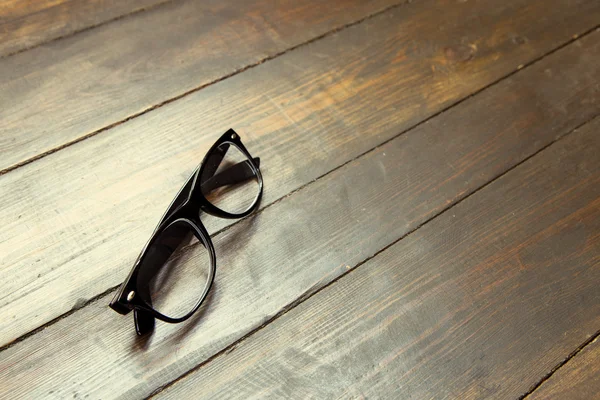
[109,129,263,335]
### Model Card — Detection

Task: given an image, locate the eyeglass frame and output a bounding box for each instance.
[109,129,263,335]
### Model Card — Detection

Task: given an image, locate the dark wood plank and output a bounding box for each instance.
[528,338,600,400]
[0,0,402,171]
[1,0,598,347]
[0,31,598,399]
[155,117,600,399]
[0,0,167,57]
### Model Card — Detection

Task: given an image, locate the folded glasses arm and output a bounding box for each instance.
[200,157,260,193]
[158,156,259,230]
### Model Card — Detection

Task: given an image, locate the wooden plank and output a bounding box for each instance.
[0,0,403,172]
[0,0,167,57]
[528,338,600,400]
[155,118,600,399]
[1,31,598,399]
[0,0,598,348]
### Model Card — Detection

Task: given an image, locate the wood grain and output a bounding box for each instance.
[0,0,167,57]
[1,0,598,348]
[0,0,402,171]
[155,118,600,400]
[528,338,600,400]
[1,31,598,399]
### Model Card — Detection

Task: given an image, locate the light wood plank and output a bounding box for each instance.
[1,30,598,399]
[0,0,167,57]
[0,0,403,171]
[1,0,598,348]
[156,118,600,399]
[528,338,600,400]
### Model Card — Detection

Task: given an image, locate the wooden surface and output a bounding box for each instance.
[2,0,599,172]
[0,0,402,172]
[0,0,168,57]
[528,338,600,400]
[155,116,600,399]
[0,0,598,398]
[2,0,599,347]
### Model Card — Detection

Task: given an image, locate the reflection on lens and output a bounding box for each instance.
[136,221,212,319]
[200,143,259,214]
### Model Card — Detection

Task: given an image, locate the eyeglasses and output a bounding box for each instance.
[109,129,263,335]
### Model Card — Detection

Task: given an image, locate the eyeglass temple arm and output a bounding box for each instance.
[199,157,260,193]
[159,157,260,226]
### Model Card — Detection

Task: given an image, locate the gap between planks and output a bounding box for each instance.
[1,23,598,354]
[0,0,413,176]
[145,114,600,399]
[520,327,600,400]
[0,0,175,60]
